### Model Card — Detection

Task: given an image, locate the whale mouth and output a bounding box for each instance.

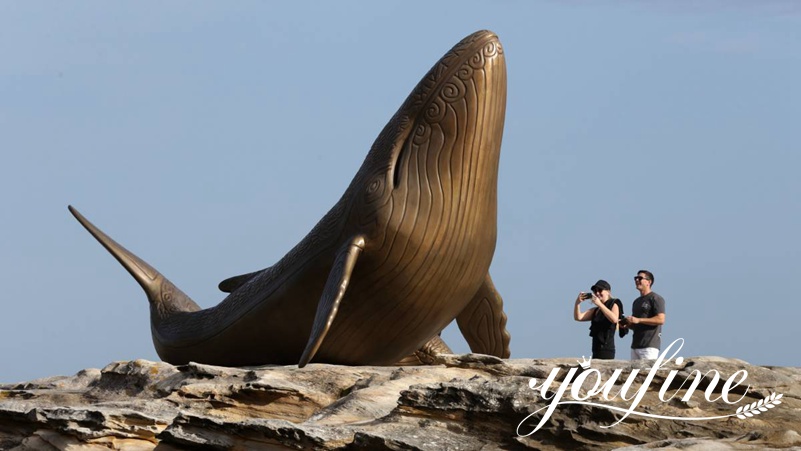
[390,30,505,190]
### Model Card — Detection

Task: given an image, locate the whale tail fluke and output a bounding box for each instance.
[68,205,201,316]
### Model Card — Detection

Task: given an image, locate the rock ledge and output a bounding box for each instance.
[1,355,799,450]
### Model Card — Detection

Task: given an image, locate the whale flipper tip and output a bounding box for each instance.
[299,235,365,367]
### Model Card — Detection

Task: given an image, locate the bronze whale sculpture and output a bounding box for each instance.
[69,29,510,367]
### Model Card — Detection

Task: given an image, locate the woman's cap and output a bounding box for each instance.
[591,280,611,292]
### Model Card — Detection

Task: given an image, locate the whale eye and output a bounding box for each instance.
[365,177,384,202]
[367,179,381,194]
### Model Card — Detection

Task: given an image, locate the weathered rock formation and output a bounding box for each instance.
[1,355,799,450]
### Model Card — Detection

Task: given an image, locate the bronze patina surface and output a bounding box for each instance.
[69,30,510,367]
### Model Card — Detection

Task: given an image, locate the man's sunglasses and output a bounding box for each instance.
[634,276,650,282]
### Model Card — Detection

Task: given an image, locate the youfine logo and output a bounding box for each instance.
[517,338,784,437]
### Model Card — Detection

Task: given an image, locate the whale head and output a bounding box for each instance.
[346,30,506,249]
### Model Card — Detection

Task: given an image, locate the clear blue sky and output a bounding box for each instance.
[2,2,799,383]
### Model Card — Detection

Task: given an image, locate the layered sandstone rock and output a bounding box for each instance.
[1,355,799,450]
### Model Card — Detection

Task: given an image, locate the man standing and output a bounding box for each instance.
[624,270,666,360]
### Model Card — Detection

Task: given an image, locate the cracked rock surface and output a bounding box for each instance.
[1,355,799,450]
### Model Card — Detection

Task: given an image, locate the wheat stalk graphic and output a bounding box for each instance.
[735,392,783,419]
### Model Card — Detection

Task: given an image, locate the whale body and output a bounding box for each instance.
[70,30,511,367]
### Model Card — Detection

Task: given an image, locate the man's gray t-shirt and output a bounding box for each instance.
[631,292,666,349]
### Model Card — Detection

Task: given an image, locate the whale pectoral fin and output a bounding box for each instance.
[456,273,511,358]
[298,235,366,368]
[218,269,266,293]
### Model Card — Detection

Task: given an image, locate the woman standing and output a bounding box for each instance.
[574,279,624,359]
